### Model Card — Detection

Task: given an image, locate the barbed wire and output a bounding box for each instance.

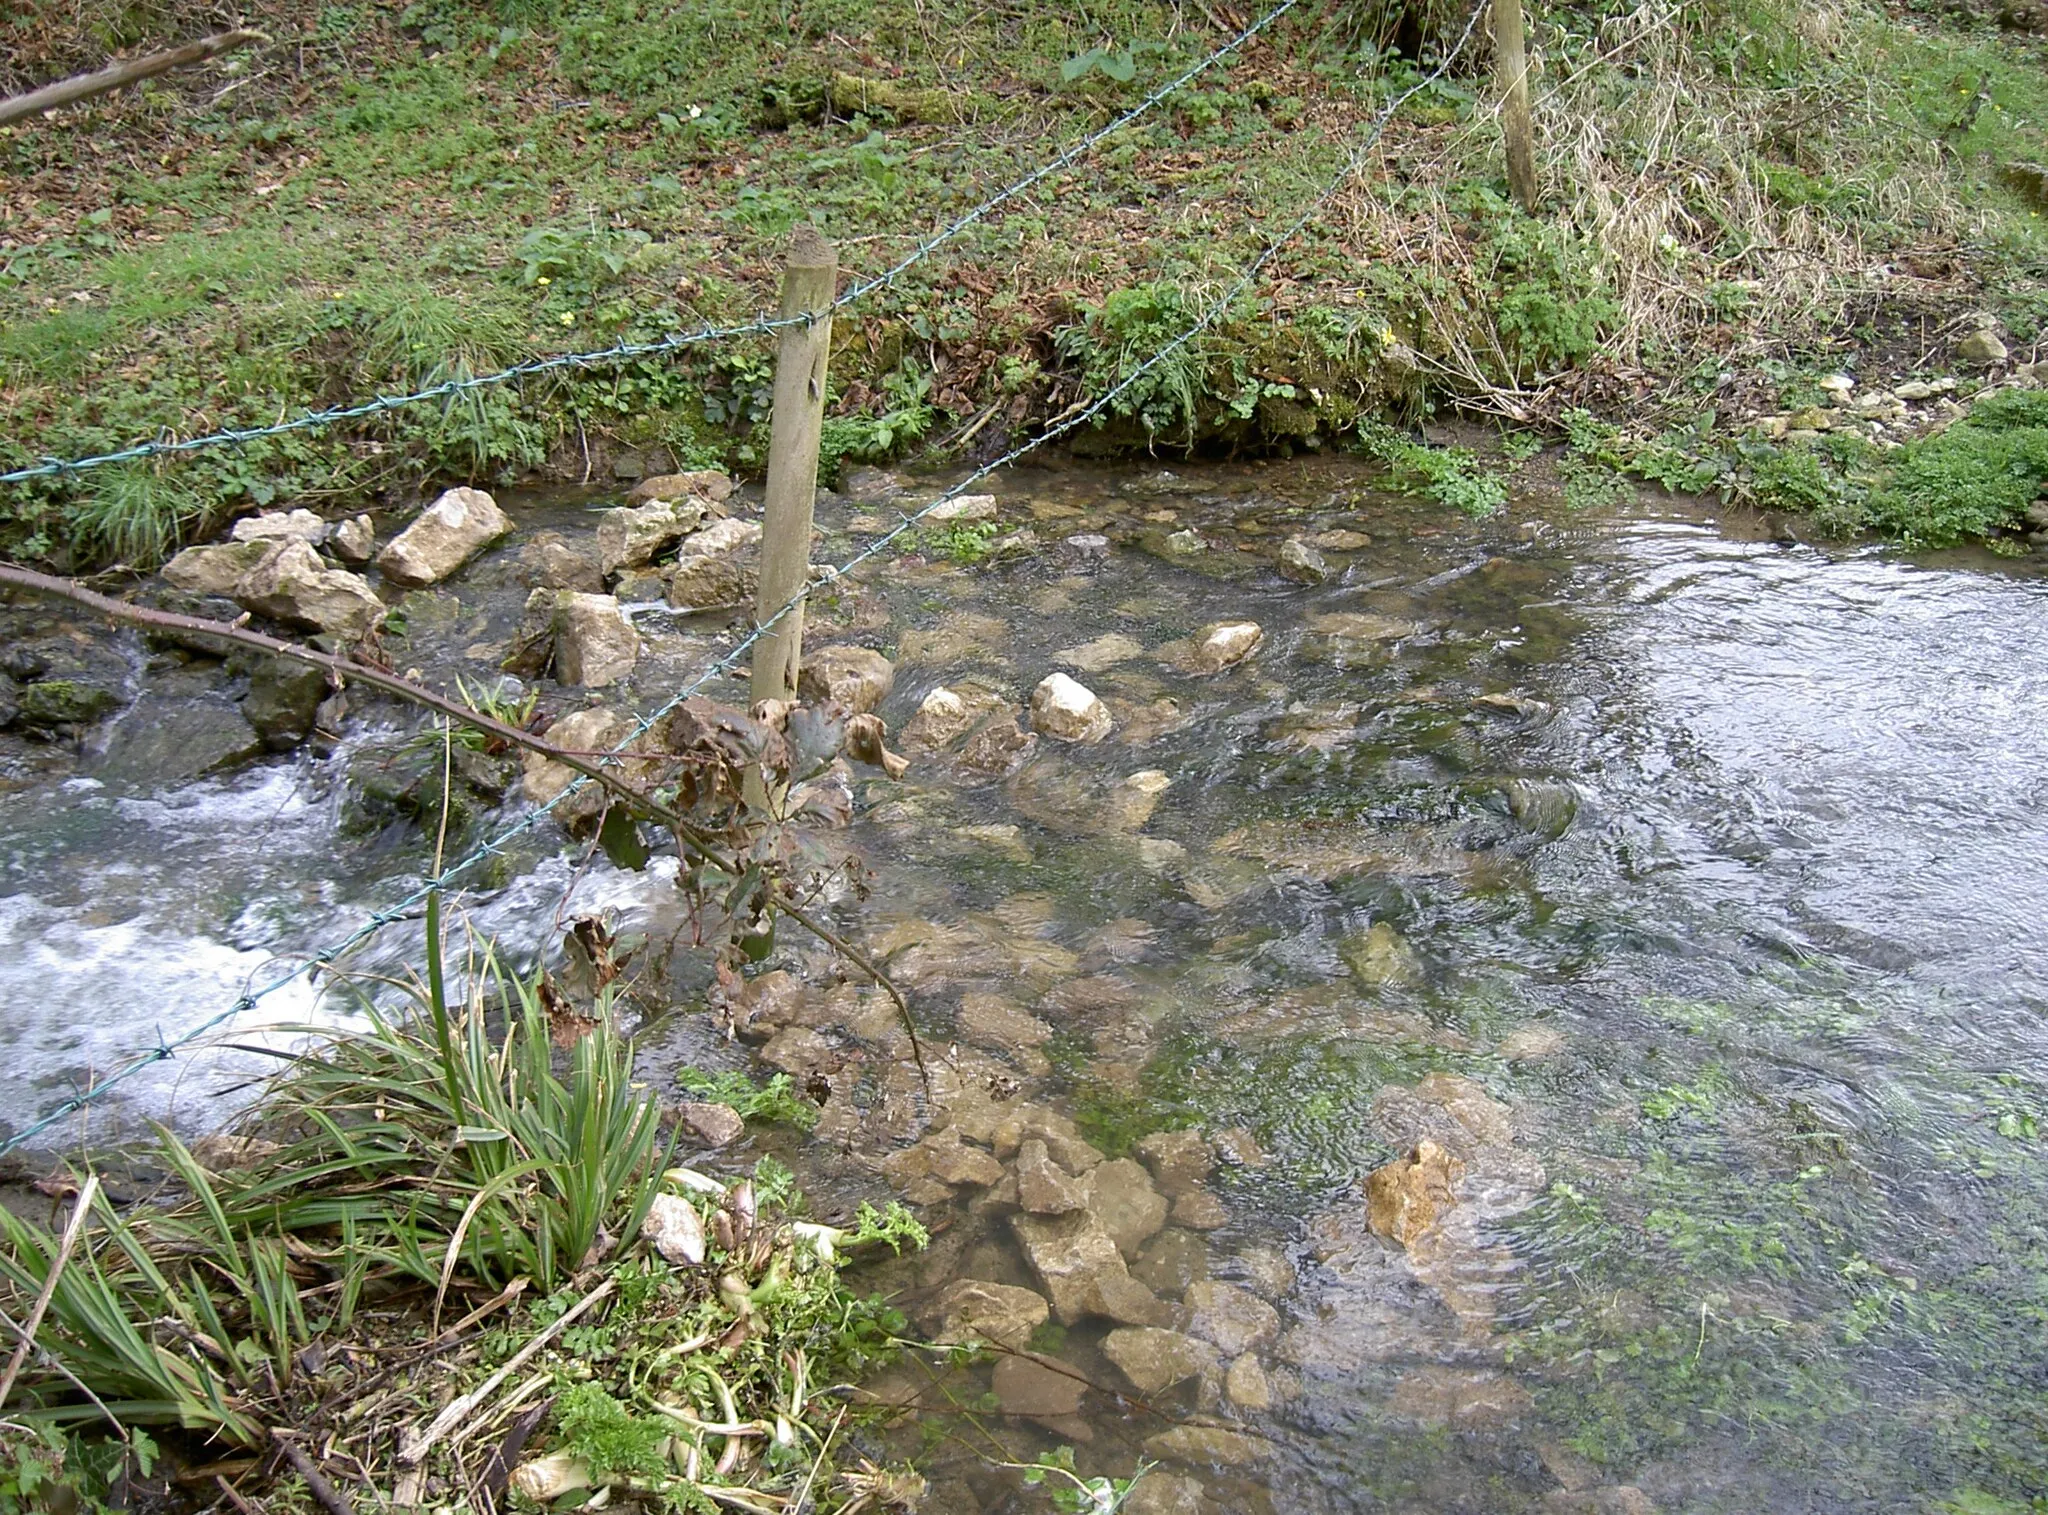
[0,0,1484,1157]
[0,0,1302,490]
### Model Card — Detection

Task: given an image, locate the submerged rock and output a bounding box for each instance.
[1103,1327,1221,1395]
[1055,631,1145,674]
[990,1353,1084,1418]
[1012,1211,1170,1325]
[1142,1424,1271,1467]
[95,695,260,786]
[1125,1475,1206,1515]
[1225,1354,1273,1411]
[925,492,998,523]
[234,539,385,638]
[928,1279,1050,1350]
[1030,673,1113,743]
[242,657,328,750]
[1339,920,1421,987]
[1016,1138,1088,1214]
[376,487,512,587]
[1187,621,1262,674]
[1365,1139,1464,1248]
[1183,1281,1279,1357]
[1278,538,1330,583]
[522,534,605,593]
[797,645,894,713]
[1133,1228,1209,1296]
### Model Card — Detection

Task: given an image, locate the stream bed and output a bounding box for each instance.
[4,457,2046,1513]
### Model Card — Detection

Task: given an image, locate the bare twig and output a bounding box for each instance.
[400,1276,616,1467]
[0,30,267,128]
[0,1173,100,1412]
[271,1432,358,1515]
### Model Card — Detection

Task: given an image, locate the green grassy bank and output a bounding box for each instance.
[4,0,2048,566]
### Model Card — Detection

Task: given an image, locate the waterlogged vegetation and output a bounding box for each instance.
[6,0,2048,561]
[0,910,927,1514]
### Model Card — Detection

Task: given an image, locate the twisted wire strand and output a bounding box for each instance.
[0,0,1301,490]
[0,1,1484,1157]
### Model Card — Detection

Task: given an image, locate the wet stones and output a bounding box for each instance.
[596,497,710,576]
[1011,1211,1170,1326]
[1030,673,1113,743]
[672,1101,746,1148]
[1183,1281,1280,1357]
[1365,1139,1465,1248]
[1016,1138,1087,1214]
[95,694,261,787]
[1102,1327,1221,1396]
[884,1128,1005,1197]
[522,534,606,593]
[242,657,328,750]
[1055,631,1145,674]
[1340,920,1421,987]
[377,487,512,587]
[551,592,640,687]
[1081,1158,1169,1257]
[925,492,998,523]
[797,645,894,713]
[956,991,1054,1071]
[667,517,763,610]
[521,705,632,824]
[928,1279,1050,1351]
[1187,621,1262,675]
[1277,538,1330,583]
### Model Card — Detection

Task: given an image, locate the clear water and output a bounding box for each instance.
[5,459,2046,1511]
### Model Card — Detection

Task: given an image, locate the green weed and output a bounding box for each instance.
[1354,421,1508,517]
[676,1066,821,1129]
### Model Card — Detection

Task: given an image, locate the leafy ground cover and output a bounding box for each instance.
[3,0,2048,560]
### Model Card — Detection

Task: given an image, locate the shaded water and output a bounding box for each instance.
[5,459,2047,1511]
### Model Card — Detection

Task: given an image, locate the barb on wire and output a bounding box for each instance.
[0,0,1301,491]
[0,0,1484,1158]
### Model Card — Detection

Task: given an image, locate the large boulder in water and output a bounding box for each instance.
[233,539,385,638]
[242,658,328,750]
[162,539,278,597]
[552,592,639,687]
[1029,673,1112,743]
[596,497,710,576]
[95,694,262,788]
[376,487,512,587]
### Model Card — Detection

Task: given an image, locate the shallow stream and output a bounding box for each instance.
[5,458,2047,1512]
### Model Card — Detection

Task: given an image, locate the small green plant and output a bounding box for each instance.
[1015,1447,1157,1512]
[1053,283,1214,442]
[922,519,1000,565]
[1862,388,2048,546]
[677,1066,821,1130]
[555,1382,669,1480]
[1354,421,1508,517]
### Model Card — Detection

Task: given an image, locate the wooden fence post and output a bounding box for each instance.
[750,226,837,710]
[1494,0,1539,213]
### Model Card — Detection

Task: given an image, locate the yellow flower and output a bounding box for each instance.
[537,276,551,286]
[559,312,575,325]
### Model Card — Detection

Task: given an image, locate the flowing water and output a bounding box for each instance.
[4,458,2046,1512]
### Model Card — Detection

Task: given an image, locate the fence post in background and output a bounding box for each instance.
[1494,0,1539,213]
[751,227,837,709]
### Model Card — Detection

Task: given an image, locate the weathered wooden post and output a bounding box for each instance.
[746,227,835,813]
[751,226,837,708]
[1494,0,1540,213]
